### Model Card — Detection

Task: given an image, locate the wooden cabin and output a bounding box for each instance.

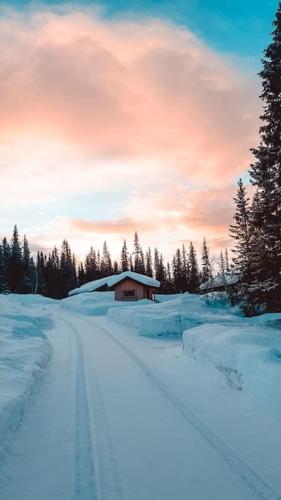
[69,271,160,301]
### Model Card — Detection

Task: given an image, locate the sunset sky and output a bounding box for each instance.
[0,0,278,259]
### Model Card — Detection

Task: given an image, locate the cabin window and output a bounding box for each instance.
[123,290,136,298]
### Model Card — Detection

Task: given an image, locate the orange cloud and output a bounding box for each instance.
[0,7,259,255]
[0,9,258,177]
[70,217,155,234]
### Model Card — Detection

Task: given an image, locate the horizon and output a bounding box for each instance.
[0,0,279,260]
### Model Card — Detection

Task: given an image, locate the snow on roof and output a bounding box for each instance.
[69,271,160,296]
[200,272,239,291]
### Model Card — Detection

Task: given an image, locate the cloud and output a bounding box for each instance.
[0,7,259,254]
[70,217,155,234]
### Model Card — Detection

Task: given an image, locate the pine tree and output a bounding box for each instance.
[121,240,129,272]
[9,225,23,293]
[145,247,153,277]
[173,248,183,292]
[230,180,252,281]
[35,251,46,295]
[21,235,34,293]
[59,240,77,297]
[78,263,86,286]
[133,232,145,274]
[224,249,230,272]
[201,238,211,284]
[155,253,166,285]
[165,262,174,293]
[101,241,112,277]
[219,251,225,276]
[188,242,199,293]
[85,247,98,282]
[181,244,189,292]
[0,238,10,293]
[113,260,119,274]
[249,3,281,311]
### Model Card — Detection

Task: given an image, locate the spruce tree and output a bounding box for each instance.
[201,238,211,284]
[173,249,183,292]
[188,242,199,293]
[101,241,113,277]
[21,235,34,293]
[145,247,153,277]
[9,226,23,293]
[230,180,252,278]
[121,240,129,272]
[133,232,145,274]
[181,245,189,292]
[230,180,257,313]
[249,3,281,311]
[78,263,86,286]
[0,238,10,293]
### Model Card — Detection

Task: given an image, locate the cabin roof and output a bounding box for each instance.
[199,272,239,291]
[69,271,160,296]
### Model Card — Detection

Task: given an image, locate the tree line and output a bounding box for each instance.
[0,227,225,299]
[230,2,281,315]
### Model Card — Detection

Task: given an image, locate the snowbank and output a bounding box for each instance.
[63,291,151,316]
[183,315,281,415]
[0,295,53,457]
[107,293,237,337]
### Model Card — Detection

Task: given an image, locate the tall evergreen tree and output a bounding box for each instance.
[230,180,252,286]
[145,247,153,277]
[133,232,145,274]
[224,249,230,272]
[248,3,281,310]
[201,238,211,284]
[35,251,46,295]
[85,247,96,281]
[173,248,183,292]
[188,242,199,293]
[0,238,10,293]
[181,244,189,292]
[121,240,129,272]
[9,225,23,293]
[21,235,34,293]
[78,263,86,286]
[101,241,112,276]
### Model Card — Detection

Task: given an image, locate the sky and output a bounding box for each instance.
[0,0,279,261]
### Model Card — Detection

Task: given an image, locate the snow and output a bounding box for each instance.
[0,295,53,459]
[200,271,239,291]
[63,291,151,316]
[183,314,281,416]
[107,292,238,337]
[69,271,160,296]
[1,291,281,499]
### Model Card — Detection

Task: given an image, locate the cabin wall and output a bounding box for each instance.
[115,279,147,301]
[115,279,144,301]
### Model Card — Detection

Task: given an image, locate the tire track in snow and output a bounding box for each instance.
[55,313,122,500]
[90,319,280,500]
[74,330,97,500]
[52,315,97,500]
[86,362,123,500]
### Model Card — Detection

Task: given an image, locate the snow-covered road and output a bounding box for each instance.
[0,307,279,500]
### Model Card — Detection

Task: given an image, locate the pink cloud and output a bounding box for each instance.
[0,8,259,255]
[0,9,258,176]
[70,217,155,234]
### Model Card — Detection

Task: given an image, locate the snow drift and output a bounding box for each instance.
[0,295,53,457]
[63,291,152,316]
[183,314,281,415]
[107,293,237,337]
